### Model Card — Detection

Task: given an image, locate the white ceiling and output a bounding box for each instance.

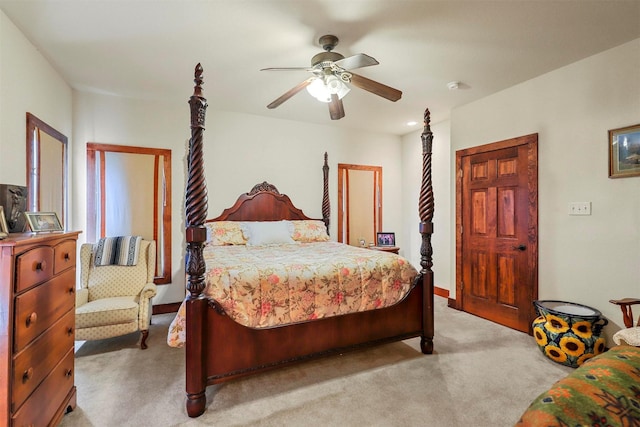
[1,0,639,136]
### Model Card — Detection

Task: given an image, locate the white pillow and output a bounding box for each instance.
[241,221,295,246]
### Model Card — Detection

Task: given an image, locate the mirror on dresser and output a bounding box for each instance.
[26,113,68,228]
[337,163,382,247]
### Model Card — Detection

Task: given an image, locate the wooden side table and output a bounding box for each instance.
[368,246,400,254]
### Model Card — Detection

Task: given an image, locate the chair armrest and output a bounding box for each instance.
[137,282,157,330]
[610,298,640,306]
[140,282,157,300]
[610,298,640,328]
[76,288,89,307]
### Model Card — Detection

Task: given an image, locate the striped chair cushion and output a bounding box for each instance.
[94,236,142,266]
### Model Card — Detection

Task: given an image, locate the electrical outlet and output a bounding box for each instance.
[569,202,591,216]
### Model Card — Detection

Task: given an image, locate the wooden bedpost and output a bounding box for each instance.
[185,63,209,417]
[418,108,435,354]
[322,152,330,234]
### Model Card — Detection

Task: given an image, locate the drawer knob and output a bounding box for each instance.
[25,312,37,327]
[67,327,74,336]
[63,252,70,261]
[65,369,73,378]
[22,367,33,383]
[68,287,75,294]
[35,260,47,271]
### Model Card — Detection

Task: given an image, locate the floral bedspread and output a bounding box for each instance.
[516,345,640,426]
[167,242,418,347]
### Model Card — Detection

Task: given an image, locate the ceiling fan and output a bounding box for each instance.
[261,35,402,120]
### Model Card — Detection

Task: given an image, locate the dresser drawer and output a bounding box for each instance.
[12,349,74,427]
[12,308,75,410]
[15,246,55,293]
[54,239,76,275]
[14,268,75,352]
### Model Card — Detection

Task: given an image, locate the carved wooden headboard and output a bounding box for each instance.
[207,182,318,223]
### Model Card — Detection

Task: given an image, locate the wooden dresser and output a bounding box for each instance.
[0,231,80,426]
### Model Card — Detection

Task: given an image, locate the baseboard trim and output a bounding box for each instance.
[152,302,181,315]
[434,287,461,309]
[434,286,449,299]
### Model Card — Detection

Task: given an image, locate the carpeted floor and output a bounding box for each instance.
[59,297,572,426]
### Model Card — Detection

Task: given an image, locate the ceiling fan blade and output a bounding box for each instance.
[348,72,402,102]
[267,78,314,109]
[260,67,312,71]
[328,94,345,120]
[333,53,379,70]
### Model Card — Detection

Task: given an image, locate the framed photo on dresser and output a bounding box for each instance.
[25,211,63,232]
[0,184,27,233]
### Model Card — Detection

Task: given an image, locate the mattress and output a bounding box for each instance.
[167,241,418,347]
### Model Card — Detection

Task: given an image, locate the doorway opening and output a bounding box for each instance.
[337,163,382,247]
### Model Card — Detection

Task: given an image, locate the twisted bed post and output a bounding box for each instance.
[322,152,330,234]
[185,63,209,417]
[419,108,435,354]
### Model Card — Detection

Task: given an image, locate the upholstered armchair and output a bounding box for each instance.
[76,239,157,349]
[609,298,640,347]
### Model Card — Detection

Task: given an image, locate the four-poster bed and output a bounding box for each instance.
[175,64,435,418]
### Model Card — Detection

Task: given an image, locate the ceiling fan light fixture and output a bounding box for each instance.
[263,34,401,117]
[325,75,350,96]
[306,78,331,102]
[306,76,350,103]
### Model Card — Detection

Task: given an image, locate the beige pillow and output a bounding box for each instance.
[289,220,330,243]
[205,221,247,245]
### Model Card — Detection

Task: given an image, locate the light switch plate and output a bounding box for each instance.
[569,202,591,215]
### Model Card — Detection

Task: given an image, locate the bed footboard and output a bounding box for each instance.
[204,283,425,383]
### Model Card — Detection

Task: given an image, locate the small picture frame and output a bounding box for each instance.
[24,211,63,232]
[609,123,640,178]
[376,232,395,247]
[0,206,8,239]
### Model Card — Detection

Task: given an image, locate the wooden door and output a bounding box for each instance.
[456,134,538,332]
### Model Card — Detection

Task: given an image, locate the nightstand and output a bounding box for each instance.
[368,246,400,254]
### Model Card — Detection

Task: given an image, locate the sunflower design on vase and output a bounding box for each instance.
[533,300,608,368]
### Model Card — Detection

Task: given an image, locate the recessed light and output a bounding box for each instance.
[406,121,417,126]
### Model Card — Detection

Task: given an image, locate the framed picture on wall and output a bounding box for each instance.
[376,232,395,247]
[25,211,63,232]
[609,123,640,178]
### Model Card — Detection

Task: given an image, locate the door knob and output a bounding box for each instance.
[512,244,526,251]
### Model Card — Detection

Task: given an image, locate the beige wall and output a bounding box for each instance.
[0,10,72,197]
[401,119,452,292]
[449,39,640,342]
